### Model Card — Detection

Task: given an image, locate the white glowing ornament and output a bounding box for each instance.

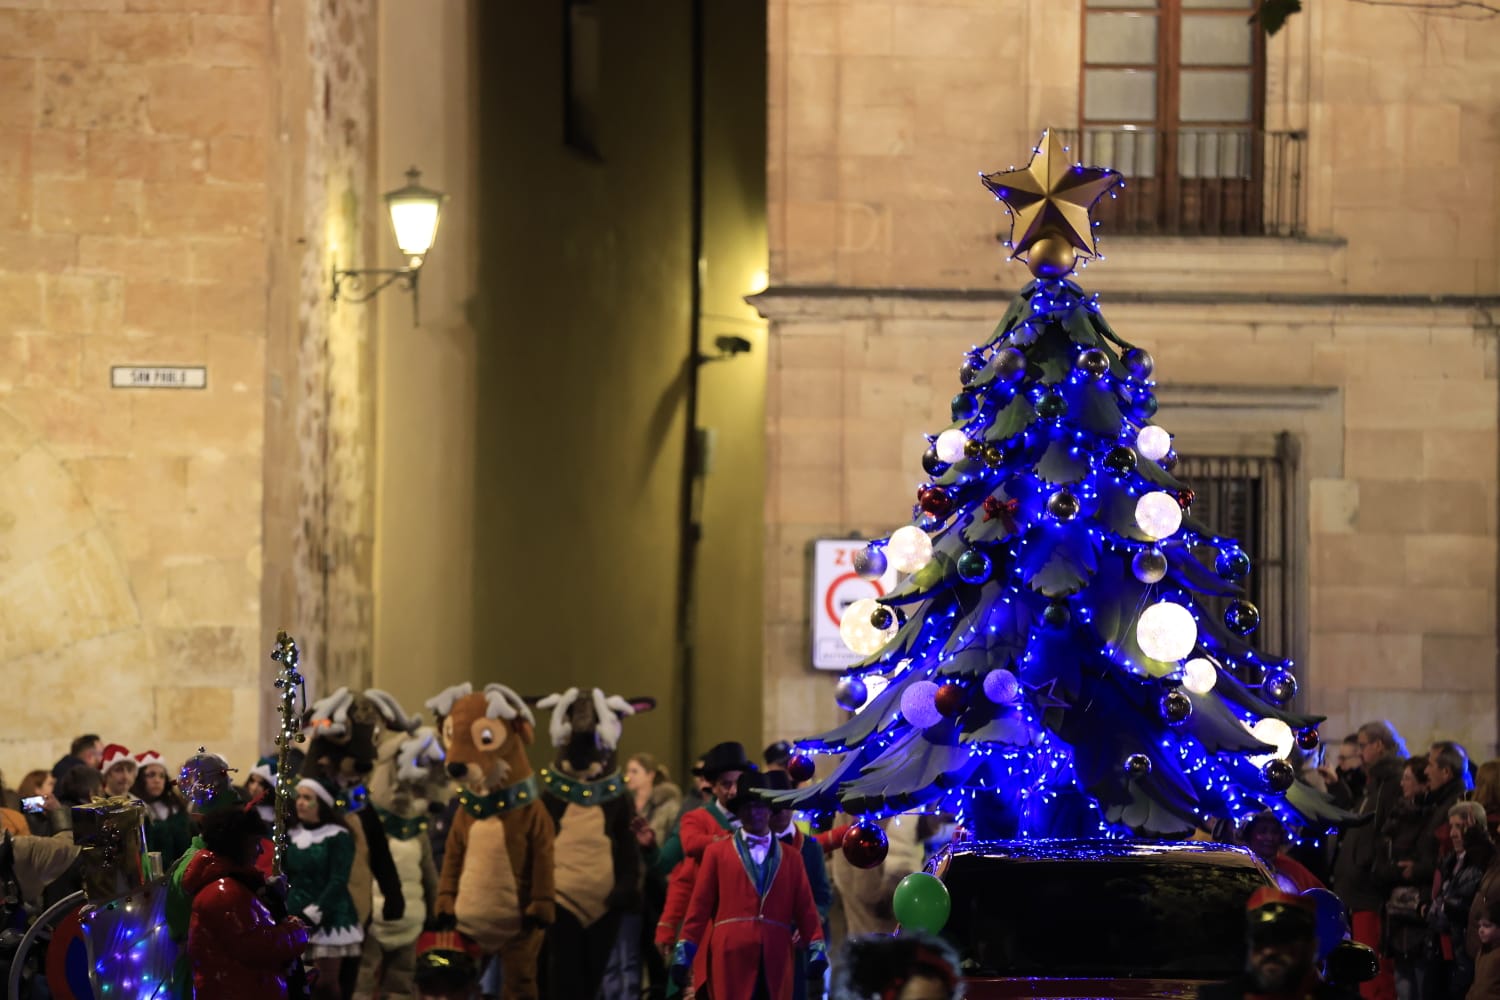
[934,429,970,465]
[1137,425,1172,462]
[1181,657,1218,695]
[1135,491,1183,540]
[887,525,934,573]
[1248,718,1296,765]
[1135,600,1198,662]
[840,597,894,655]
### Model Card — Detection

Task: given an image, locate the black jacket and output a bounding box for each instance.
[1333,755,1405,910]
[1411,776,1465,890]
[1199,974,1361,1000]
[1372,792,1432,897]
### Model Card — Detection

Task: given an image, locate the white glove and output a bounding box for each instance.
[302,903,323,926]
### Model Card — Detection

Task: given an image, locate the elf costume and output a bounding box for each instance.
[286,777,364,959]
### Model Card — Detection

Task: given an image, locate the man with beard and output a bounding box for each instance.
[1199,889,1358,1000]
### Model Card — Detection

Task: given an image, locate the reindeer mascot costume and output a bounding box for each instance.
[427,682,555,1000]
[533,687,653,999]
[354,692,446,1000]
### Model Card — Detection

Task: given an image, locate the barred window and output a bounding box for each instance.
[1177,437,1293,660]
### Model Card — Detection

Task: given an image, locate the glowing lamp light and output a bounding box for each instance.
[1181,657,1218,695]
[839,597,893,655]
[887,525,934,573]
[1249,718,1296,764]
[1135,600,1197,662]
[934,429,970,465]
[1135,491,1183,540]
[1137,425,1172,461]
[385,167,447,261]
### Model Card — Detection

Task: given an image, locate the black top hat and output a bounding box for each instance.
[764,740,794,767]
[762,769,794,794]
[699,741,754,780]
[727,770,769,814]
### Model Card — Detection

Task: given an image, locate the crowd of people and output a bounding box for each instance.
[2,718,1499,1000]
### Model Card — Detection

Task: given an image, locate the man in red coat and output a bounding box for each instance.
[672,771,828,1000]
[656,741,750,959]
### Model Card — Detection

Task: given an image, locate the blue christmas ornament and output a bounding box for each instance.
[1217,548,1251,580]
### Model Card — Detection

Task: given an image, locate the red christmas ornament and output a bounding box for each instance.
[842,820,889,870]
[1176,488,1196,510]
[1296,728,1320,752]
[786,754,816,784]
[917,485,954,518]
[934,682,967,717]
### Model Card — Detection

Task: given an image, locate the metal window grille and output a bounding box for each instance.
[1176,440,1294,660]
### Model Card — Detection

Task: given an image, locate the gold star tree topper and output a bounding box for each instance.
[981,129,1123,279]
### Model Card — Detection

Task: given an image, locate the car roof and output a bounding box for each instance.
[929,838,1270,871]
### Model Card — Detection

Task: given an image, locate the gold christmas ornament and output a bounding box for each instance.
[982,129,1122,278]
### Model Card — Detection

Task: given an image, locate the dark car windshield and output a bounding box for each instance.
[941,856,1266,979]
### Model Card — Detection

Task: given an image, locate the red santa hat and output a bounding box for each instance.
[134,749,166,772]
[100,744,135,773]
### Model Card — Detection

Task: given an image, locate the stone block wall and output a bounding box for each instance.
[0,0,275,780]
[756,290,1499,762]
[767,0,1500,298]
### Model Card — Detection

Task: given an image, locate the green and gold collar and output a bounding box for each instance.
[375,806,430,841]
[538,768,627,806]
[458,775,540,819]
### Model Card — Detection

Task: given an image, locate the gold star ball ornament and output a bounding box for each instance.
[982,130,1123,279]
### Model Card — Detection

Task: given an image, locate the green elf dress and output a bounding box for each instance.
[286,821,364,958]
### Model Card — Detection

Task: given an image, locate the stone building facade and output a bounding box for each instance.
[0,0,478,779]
[758,0,1500,757]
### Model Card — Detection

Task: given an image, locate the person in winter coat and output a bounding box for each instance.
[671,771,827,1000]
[1469,898,1500,1000]
[1429,812,1495,1000]
[1372,757,1431,1000]
[287,776,364,999]
[1332,720,1408,1000]
[1411,747,1469,892]
[183,804,309,1000]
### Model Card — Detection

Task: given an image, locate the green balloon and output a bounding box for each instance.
[892,871,951,933]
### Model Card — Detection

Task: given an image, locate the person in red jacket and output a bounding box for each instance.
[672,771,827,1000]
[655,741,750,965]
[182,803,309,999]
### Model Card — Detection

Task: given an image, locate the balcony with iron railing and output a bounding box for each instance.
[1057,127,1306,239]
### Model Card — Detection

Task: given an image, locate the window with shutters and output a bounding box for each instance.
[1068,0,1304,237]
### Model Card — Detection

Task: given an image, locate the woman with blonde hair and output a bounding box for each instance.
[626,753,683,846]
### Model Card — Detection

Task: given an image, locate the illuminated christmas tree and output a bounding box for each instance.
[775,131,1341,848]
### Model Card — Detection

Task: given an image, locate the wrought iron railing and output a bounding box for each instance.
[1057,127,1306,238]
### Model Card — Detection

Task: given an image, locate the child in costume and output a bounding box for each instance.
[672,771,827,1000]
[183,804,309,1000]
[288,776,364,999]
[132,749,193,870]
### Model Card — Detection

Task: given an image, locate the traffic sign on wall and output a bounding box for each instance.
[811,538,899,671]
